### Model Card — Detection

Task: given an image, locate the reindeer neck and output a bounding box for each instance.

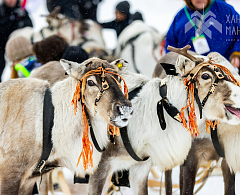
[50,77,109,175]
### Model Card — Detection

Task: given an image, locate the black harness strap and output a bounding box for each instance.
[157,80,184,130]
[30,34,34,45]
[194,87,203,119]
[119,85,149,162]
[120,126,149,162]
[40,28,45,40]
[120,33,145,74]
[35,88,54,173]
[160,63,178,76]
[210,123,225,157]
[84,106,105,152]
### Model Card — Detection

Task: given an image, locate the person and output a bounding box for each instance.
[100,1,132,37]
[46,0,102,22]
[32,35,89,64]
[165,0,240,72]
[5,36,41,78]
[0,0,33,81]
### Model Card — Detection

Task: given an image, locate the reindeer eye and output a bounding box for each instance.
[201,73,211,80]
[88,80,96,86]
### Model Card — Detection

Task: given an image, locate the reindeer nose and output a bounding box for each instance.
[115,104,133,117]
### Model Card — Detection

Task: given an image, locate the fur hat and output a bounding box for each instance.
[62,46,89,64]
[184,0,211,10]
[116,1,130,16]
[6,36,33,62]
[33,35,68,64]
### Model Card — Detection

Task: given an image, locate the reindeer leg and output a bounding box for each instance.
[0,169,23,194]
[181,148,199,195]
[87,160,112,195]
[129,159,152,195]
[221,159,235,195]
[165,169,172,195]
[180,164,183,195]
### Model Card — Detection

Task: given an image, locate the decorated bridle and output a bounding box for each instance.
[70,63,128,170]
[161,45,240,138]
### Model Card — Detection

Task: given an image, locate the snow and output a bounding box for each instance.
[24,0,240,194]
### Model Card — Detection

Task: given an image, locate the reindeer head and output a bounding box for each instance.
[169,45,240,125]
[60,58,133,127]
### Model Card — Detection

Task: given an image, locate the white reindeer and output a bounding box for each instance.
[86,47,240,195]
[153,50,240,195]
[0,58,132,194]
[115,20,165,78]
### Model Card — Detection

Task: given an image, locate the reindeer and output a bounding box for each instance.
[115,20,165,78]
[0,58,133,195]
[85,45,240,195]
[153,48,240,195]
[29,61,68,88]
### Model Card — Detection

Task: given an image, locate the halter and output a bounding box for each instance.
[182,59,240,137]
[160,59,240,137]
[70,65,128,170]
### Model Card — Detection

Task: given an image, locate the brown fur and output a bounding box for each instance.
[29,61,68,87]
[33,35,68,64]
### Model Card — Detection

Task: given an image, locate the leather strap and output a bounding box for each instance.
[160,63,178,76]
[84,106,105,152]
[210,124,225,158]
[157,83,183,130]
[35,88,54,172]
[120,127,149,161]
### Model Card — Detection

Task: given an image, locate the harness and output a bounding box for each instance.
[34,88,56,179]
[30,28,46,44]
[120,31,159,74]
[159,60,240,157]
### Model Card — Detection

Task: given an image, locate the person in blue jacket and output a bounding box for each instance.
[165,0,240,72]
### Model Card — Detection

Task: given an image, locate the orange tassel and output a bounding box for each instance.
[70,67,129,170]
[180,80,201,137]
[77,104,93,170]
[69,81,81,115]
[107,124,120,136]
[213,64,240,87]
[205,120,220,133]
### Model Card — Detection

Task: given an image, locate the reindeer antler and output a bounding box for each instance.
[167,45,202,62]
[41,6,61,18]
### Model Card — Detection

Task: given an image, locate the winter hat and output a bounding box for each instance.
[6,36,33,62]
[62,46,89,63]
[33,35,68,65]
[115,1,130,16]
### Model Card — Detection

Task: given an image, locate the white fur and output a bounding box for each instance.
[115,21,165,78]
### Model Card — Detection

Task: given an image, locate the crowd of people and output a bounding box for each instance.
[0,0,239,80]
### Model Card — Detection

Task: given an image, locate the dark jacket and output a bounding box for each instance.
[100,17,131,37]
[0,0,32,79]
[47,0,102,22]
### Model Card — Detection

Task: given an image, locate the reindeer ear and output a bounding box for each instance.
[175,55,196,76]
[60,59,86,79]
[110,59,128,73]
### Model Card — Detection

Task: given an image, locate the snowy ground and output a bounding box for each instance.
[23,0,240,194]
